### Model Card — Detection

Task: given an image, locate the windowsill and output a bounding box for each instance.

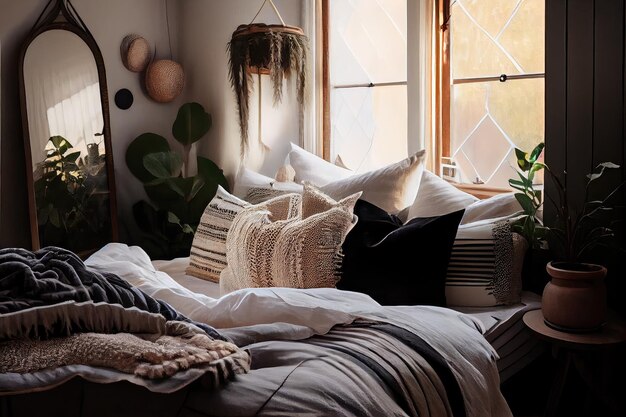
[449,182,512,200]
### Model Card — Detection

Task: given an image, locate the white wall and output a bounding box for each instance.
[176,0,303,181]
[0,0,183,245]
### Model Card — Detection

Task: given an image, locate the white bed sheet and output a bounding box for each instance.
[87,243,512,417]
[151,257,544,383]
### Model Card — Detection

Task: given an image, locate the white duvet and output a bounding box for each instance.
[87,243,512,417]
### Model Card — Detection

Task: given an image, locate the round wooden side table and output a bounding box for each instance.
[523,309,626,417]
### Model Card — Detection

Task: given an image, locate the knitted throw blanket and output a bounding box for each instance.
[0,247,251,385]
[0,321,250,383]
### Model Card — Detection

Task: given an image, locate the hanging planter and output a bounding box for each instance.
[228,0,309,155]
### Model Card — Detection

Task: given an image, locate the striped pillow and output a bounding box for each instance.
[445,217,528,307]
[186,186,249,282]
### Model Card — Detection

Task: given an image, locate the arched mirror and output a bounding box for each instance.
[19,0,117,256]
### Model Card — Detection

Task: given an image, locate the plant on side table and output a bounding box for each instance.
[511,142,623,332]
[126,102,228,259]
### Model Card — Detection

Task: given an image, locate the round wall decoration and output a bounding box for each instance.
[114,88,134,110]
[120,34,151,72]
[144,59,185,103]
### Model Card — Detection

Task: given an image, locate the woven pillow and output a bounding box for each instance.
[186,186,249,282]
[445,217,528,307]
[220,188,360,295]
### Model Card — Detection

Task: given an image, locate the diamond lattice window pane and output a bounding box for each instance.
[330,0,407,85]
[331,85,407,173]
[499,0,545,73]
[451,1,520,79]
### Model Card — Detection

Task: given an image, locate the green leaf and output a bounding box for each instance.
[197,156,229,191]
[188,177,205,201]
[181,224,194,234]
[50,136,73,154]
[165,178,187,197]
[528,143,545,163]
[126,133,171,182]
[515,148,531,171]
[143,152,183,179]
[64,151,81,163]
[167,211,182,225]
[172,102,212,146]
[49,208,61,228]
[515,193,535,215]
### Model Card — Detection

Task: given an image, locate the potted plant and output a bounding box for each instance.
[511,143,623,332]
[126,102,228,259]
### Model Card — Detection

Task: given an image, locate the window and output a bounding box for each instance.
[441,0,545,189]
[324,0,409,173]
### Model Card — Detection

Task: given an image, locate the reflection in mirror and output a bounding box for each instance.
[22,25,114,255]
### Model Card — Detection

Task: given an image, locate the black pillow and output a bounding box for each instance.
[338,200,464,306]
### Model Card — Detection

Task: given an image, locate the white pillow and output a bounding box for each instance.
[461,193,522,225]
[287,143,352,186]
[407,171,478,220]
[232,168,303,199]
[321,150,426,214]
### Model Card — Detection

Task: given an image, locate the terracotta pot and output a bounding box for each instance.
[542,261,607,332]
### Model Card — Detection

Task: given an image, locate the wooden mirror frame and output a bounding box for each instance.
[18,0,118,253]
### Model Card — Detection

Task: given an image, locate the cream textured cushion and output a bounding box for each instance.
[187,186,249,282]
[287,143,352,186]
[220,188,360,295]
[407,171,479,220]
[321,150,426,215]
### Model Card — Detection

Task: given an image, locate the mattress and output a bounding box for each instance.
[152,257,544,383]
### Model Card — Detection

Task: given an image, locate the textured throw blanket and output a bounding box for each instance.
[0,247,250,385]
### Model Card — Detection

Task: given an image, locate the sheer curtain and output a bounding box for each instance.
[24,30,103,172]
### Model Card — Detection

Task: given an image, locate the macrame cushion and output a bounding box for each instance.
[445,216,528,307]
[219,187,360,295]
[187,186,250,283]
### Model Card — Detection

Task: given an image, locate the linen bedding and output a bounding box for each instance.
[78,243,513,417]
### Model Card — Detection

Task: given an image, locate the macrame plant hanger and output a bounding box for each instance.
[228,0,308,156]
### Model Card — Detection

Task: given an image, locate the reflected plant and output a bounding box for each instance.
[34,135,110,251]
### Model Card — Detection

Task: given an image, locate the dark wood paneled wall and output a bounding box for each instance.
[545,0,626,312]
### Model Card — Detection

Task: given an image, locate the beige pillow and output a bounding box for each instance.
[220,188,360,295]
[321,150,426,214]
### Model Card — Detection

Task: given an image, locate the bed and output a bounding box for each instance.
[0,146,536,416]
[154,253,544,384]
[0,243,514,416]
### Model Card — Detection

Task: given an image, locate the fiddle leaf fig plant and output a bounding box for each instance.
[126,102,227,259]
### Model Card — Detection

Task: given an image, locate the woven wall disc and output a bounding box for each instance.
[120,34,151,72]
[145,60,185,103]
